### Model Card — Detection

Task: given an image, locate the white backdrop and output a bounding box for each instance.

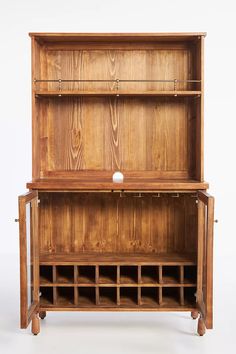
[0,0,235,353]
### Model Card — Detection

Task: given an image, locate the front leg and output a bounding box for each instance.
[32,313,40,335]
[197,315,206,336]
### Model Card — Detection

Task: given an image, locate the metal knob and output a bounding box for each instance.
[214,219,218,223]
[15,218,19,222]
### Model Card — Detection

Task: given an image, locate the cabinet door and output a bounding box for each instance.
[197,191,214,328]
[18,191,39,328]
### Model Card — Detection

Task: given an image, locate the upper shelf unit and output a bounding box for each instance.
[30,33,205,182]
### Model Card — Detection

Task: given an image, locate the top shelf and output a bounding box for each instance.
[35,90,201,98]
[34,78,201,97]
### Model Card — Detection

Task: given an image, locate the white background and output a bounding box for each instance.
[0,0,235,353]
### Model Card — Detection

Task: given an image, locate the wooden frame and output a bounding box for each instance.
[17,33,214,336]
[18,191,39,328]
[197,191,214,329]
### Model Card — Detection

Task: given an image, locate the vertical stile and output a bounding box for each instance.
[138,265,142,305]
[117,265,120,305]
[159,265,163,284]
[180,288,185,306]
[96,287,100,306]
[117,286,120,306]
[117,265,120,285]
[95,265,99,305]
[180,266,184,284]
[180,265,185,305]
[74,266,78,305]
[52,265,57,305]
[159,266,163,305]
[159,287,162,305]
[95,265,99,284]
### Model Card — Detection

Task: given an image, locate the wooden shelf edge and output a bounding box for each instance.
[39,253,197,265]
[35,90,202,97]
[27,180,209,190]
[29,32,206,38]
[39,305,196,312]
[40,283,197,287]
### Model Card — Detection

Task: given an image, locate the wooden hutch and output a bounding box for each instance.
[17,33,214,336]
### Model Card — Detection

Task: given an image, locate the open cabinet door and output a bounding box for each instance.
[197,191,214,329]
[18,191,39,328]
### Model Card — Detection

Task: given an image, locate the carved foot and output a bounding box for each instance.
[191,311,199,320]
[39,311,46,320]
[197,316,206,336]
[32,314,40,335]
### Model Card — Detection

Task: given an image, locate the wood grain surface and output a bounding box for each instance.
[38,193,197,255]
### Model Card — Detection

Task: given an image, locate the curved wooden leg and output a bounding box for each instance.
[39,311,46,320]
[32,314,40,335]
[197,316,206,336]
[191,311,199,320]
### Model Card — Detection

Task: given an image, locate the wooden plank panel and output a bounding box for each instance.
[39,193,198,255]
[38,97,196,174]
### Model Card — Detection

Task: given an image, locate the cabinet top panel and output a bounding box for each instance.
[29,32,206,42]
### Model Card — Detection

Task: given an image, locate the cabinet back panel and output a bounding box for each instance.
[39,193,197,255]
[38,97,196,175]
[37,47,195,91]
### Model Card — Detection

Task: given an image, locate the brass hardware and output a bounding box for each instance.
[15,218,19,222]
[172,193,180,198]
[119,192,126,198]
[152,193,161,198]
[174,79,177,91]
[34,79,201,83]
[116,78,120,90]
[133,193,142,198]
[58,79,62,91]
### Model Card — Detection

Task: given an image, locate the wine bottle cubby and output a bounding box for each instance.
[39,262,197,309]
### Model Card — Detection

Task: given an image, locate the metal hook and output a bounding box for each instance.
[152,193,161,198]
[171,193,180,198]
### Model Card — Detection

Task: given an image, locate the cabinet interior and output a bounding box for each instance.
[39,191,198,309]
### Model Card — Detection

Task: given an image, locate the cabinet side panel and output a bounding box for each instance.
[195,36,204,181]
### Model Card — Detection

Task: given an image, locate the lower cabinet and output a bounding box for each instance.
[18,190,214,335]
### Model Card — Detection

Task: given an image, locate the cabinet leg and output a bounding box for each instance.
[39,311,46,320]
[31,314,40,335]
[191,311,199,320]
[197,316,206,336]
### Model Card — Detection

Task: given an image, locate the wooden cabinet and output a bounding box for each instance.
[17,33,214,335]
